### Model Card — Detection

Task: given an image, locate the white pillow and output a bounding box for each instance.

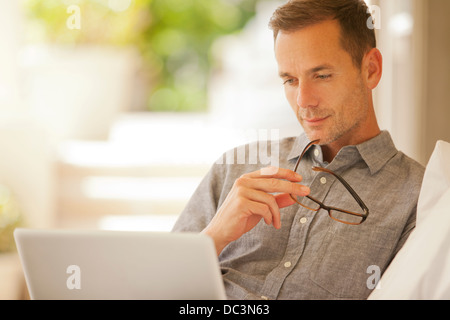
[417,140,450,224]
[368,140,450,300]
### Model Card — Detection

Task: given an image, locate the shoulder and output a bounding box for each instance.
[360,131,425,188]
[210,135,298,174]
[388,151,425,186]
[204,135,299,190]
[216,135,297,161]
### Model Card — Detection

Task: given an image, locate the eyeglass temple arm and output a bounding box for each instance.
[311,166,369,215]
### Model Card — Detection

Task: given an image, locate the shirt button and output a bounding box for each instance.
[284,261,292,268]
[320,177,327,184]
[314,149,320,157]
[300,217,307,224]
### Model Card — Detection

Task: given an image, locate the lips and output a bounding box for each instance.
[303,116,330,124]
[305,117,327,122]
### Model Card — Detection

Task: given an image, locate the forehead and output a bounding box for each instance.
[274,19,351,73]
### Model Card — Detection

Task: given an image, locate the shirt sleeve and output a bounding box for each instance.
[391,203,417,257]
[171,162,224,233]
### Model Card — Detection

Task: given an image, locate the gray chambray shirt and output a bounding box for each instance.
[172,131,425,300]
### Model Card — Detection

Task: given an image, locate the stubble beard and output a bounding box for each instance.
[298,81,369,146]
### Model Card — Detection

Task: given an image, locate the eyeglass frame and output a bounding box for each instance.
[290,140,369,225]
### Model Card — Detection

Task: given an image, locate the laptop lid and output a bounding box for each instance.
[14,228,226,300]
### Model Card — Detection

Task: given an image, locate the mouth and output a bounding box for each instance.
[303,116,330,126]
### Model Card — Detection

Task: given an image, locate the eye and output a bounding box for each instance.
[316,74,332,80]
[283,78,297,86]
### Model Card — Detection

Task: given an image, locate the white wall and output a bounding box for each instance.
[373,0,450,166]
[422,0,450,164]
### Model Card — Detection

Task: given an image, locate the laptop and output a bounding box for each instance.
[14,228,227,300]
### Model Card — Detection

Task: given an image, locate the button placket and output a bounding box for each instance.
[258,205,311,298]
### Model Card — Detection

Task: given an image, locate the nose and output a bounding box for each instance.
[296,81,319,109]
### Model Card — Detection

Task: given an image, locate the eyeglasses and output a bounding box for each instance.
[290,140,369,225]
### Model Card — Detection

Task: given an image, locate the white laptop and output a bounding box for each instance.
[14,228,226,300]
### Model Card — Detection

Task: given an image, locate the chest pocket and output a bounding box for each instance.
[309,223,398,299]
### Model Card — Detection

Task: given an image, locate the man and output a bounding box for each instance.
[172,0,424,299]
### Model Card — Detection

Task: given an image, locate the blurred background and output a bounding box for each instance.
[0,0,449,299]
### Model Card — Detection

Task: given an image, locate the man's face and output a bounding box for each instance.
[275,19,371,146]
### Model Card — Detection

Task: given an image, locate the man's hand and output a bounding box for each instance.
[202,167,310,255]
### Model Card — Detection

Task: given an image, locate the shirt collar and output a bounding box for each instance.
[287,133,313,161]
[287,131,398,175]
[355,130,398,175]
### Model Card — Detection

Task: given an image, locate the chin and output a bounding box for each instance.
[304,131,338,146]
[303,129,325,144]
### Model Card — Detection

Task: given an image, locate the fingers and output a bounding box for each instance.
[204,167,310,255]
[274,193,297,209]
[235,174,310,197]
[242,167,310,195]
[237,187,282,229]
[244,166,303,182]
[234,167,310,229]
[246,199,275,227]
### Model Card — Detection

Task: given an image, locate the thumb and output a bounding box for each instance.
[275,193,298,209]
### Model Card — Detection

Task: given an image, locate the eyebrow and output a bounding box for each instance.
[279,64,335,78]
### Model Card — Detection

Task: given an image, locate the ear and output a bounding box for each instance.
[363,48,383,90]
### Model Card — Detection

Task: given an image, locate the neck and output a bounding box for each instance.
[322,113,381,163]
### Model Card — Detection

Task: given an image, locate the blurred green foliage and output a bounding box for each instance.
[22,0,262,112]
[0,185,22,253]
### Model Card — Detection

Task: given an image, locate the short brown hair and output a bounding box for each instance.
[269,0,376,68]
